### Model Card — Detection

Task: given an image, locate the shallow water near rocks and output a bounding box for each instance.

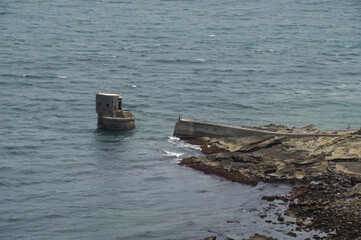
[1,0,360,239]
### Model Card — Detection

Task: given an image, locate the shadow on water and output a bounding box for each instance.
[93,127,136,143]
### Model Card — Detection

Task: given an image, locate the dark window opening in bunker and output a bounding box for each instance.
[106,104,109,108]
[118,101,122,110]
[97,103,101,106]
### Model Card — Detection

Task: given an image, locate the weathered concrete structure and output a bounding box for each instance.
[96,92,135,130]
[173,119,344,139]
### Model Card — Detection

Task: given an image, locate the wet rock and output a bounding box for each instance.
[286,232,297,237]
[242,233,279,240]
[198,236,216,240]
[286,172,361,239]
[226,220,240,223]
[261,195,288,202]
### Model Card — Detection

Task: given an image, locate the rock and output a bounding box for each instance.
[261,195,288,202]
[226,236,235,240]
[179,124,361,240]
[286,232,297,237]
[198,236,216,240]
[346,183,361,197]
[242,233,279,240]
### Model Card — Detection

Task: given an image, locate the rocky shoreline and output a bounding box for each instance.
[179,124,361,240]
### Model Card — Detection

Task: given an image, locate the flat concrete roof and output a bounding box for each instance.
[96,92,122,97]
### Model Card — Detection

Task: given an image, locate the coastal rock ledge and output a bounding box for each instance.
[178,124,361,240]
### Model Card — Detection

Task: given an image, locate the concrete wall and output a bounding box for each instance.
[96,93,122,116]
[173,119,342,138]
[102,117,135,130]
[173,119,275,138]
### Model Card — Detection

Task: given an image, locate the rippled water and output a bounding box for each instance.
[1,0,360,239]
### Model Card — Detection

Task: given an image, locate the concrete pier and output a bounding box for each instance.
[173,119,346,139]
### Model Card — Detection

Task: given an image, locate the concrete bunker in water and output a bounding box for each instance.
[96,92,135,130]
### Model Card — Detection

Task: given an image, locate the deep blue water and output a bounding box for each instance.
[0,0,360,239]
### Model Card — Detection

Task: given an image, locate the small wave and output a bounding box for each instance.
[0,73,22,78]
[211,68,233,73]
[154,58,206,64]
[161,150,184,158]
[0,166,12,172]
[228,102,261,111]
[56,75,67,79]
[118,65,135,69]
[338,52,360,57]
[341,72,360,76]
[168,136,202,151]
[168,136,180,142]
[144,176,169,181]
[22,74,42,79]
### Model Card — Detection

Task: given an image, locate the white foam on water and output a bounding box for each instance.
[310,181,321,185]
[57,75,67,79]
[167,136,202,151]
[161,150,184,158]
[168,136,179,142]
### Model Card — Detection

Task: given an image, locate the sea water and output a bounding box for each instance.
[0,0,360,239]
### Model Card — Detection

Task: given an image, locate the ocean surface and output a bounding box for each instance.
[1,0,360,239]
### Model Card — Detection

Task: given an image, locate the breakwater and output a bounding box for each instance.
[173,119,349,139]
